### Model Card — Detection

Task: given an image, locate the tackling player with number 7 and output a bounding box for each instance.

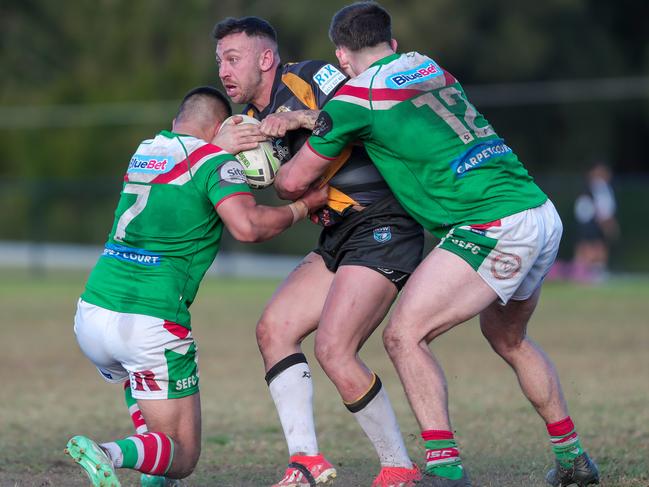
[275,2,600,487]
[65,86,328,487]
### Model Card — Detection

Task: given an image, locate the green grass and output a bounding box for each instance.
[1,269,648,486]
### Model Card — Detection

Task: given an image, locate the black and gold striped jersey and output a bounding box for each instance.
[243,60,391,225]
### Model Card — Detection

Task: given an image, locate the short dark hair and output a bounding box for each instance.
[212,16,277,44]
[329,2,392,50]
[175,86,232,124]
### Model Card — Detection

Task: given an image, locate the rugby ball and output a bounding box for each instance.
[220,115,280,189]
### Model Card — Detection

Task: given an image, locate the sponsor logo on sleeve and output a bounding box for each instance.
[449,139,512,177]
[313,64,346,95]
[312,112,333,137]
[386,60,443,89]
[103,243,162,266]
[128,154,174,174]
[220,160,247,184]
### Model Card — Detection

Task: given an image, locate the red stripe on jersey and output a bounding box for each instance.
[306,139,338,161]
[163,320,190,339]
[421,429,455,441]
[470,220,502,230]
[214,191,254,209]
[547,417,575,437]
[149,143,222,184]
[335,84,420,102]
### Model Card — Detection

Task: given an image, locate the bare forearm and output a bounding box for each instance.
[238,201,309,242]
[298,110,320,130]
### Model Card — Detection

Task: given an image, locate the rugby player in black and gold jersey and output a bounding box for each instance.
[212,16,423,487]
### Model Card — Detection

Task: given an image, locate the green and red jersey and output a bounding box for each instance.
[308,52,547,237]
[82,131,251,328]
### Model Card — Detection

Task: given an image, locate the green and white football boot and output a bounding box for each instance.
[65,435,121,487]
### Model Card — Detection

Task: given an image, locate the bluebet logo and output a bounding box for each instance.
[128,154,174,174]
[103,243,161,266]
[386,61,443,89]
[449,139,512,177]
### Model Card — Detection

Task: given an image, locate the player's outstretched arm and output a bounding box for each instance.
[216,185,328,243]
[275,142,332,200]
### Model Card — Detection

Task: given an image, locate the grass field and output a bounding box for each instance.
[1,269,647,487]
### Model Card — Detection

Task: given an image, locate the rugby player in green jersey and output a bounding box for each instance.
[274,3,599,487]
[65,86,328,487]
[213,16,423,487]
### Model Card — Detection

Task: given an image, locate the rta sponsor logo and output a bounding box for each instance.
[389,62,441,88]
[491,251,522,280]
[450,238,481,255]
[128,155,171,173]
[176,375,198,391]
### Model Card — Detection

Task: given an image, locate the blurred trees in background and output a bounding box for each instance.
[0,0,647,268]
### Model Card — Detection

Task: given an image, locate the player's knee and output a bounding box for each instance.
[382,324,409,358]
[168,445,200,479]
[256,310,283,351]
[482,327,525,358]
[314,336,343,370]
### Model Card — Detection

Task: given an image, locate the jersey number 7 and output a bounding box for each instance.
[114,183,151,241]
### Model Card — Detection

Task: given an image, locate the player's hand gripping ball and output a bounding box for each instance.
[219,115,280,189]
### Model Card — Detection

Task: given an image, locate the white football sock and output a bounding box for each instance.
[269,362,319,456]
[353,386,412,468]
[100,441,123,468]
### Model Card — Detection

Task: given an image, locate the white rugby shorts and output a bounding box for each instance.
[438,199,563,303]
[73,299,199,400]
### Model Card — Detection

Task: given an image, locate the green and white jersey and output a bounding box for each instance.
[82,131,251,328]
[307,52,547,237]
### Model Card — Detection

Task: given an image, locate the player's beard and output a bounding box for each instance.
[229,70,262,106]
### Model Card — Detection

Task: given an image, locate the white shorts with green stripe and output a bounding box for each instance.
[438,199,563,304]
[74,299,199,400]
